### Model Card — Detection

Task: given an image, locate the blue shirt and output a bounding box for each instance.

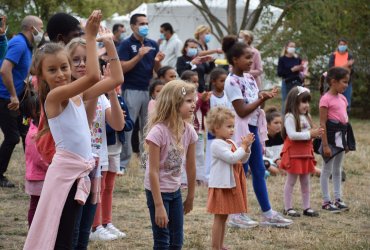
[118,34,158,91]
[0,33,33,99]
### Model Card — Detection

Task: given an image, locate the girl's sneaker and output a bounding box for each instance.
[260,210,293,227]
[321,201,341,213]
[105,223,127,238]
[228,214,259,229]
[89,225,118,241]
[334,199,349,211]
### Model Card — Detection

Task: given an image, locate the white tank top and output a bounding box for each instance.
[48,96,92,160]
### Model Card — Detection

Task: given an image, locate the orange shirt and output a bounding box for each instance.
[334,51,348,67]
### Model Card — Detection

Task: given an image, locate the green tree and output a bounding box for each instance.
[262,0,370,117]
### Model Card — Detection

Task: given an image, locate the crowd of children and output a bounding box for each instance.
[0,9,356,250]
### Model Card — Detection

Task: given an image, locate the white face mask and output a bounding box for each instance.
[287,47,296,54]
[32,26,43,44]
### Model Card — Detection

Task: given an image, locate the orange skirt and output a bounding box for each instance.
[207,162,247,215]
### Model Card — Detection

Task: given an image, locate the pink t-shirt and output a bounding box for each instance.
[144,122,198,192]
[148,99,156,115]
[319,92,348,124]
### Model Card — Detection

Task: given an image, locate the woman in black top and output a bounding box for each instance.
[277,41,303,113]
[176,38,213,92]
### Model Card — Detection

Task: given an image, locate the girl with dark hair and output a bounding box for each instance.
[222,35,292,228]
[319,67,355,212]
[280,86,323,217]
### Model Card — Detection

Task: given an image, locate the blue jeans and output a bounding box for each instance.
[73,194,97,250]
[343,83,352,112]
[243,125,272,212]
[146,189,183,250]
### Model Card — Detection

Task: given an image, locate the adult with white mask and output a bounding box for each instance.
[277,41,303,113]
[118,13,164,172]
[0,15,44,188]
[159,22,182,68]
[328,38,354,112]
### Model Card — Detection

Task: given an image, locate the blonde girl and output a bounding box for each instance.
[144,80,198,249]
[206,106,254,250]
[24,10,124,250]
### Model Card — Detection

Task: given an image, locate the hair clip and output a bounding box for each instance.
[181,87,186,96]
[297,86,310,96]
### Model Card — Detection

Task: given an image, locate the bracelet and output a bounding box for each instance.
[107,57,119,62]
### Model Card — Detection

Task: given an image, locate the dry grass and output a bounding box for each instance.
[0,119,370,250]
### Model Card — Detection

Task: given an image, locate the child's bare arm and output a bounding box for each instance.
[83,28,124,101]
[148,142,169,228]
[184,142,196,215]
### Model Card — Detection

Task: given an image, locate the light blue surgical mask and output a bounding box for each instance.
[338,45,347,52]
[204,34,211,43]
[119,33,126,41]
[186,48,198,58]
[138,25,149,37]
[160,33,165,40]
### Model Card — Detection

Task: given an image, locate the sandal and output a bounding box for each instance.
[303,208,319,217]
[284,208,301,217]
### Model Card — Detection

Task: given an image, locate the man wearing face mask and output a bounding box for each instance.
[328,38,354,112]
[112,23,126,48]
[118,13,164,172]
[0,15,43,187]
[159,22,182,68]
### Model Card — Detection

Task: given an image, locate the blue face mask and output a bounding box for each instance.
[160,33,165,40]
[119,33,126,41]
[186,48,198,57]
[204,34,211,43]
[138,25,149,37]
[338,45,347,52]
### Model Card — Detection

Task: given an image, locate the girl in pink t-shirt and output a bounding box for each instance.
[319,67,354,213]
[144,80,198,249]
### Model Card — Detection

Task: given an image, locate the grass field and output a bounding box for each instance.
[0,118,369,250]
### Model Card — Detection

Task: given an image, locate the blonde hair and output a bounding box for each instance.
[65,37,87,57]
[206,106,235,135]
[194,25,210,40]
[145,80,196,150]
[239,30,254,43]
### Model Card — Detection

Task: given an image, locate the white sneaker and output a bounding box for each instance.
[228,214,259,229]
[105,223,127,238]
[89,225,118,241]
[260,210,293,228]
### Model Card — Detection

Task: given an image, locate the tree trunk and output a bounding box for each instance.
[227,0,237,35]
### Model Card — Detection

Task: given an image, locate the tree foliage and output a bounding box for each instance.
[262,0,370,117]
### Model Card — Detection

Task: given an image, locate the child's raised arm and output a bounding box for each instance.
[83,28,124,101]
[46,10,101,105]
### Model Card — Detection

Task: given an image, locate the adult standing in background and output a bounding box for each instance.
[47,13,83,45]
[112,23,126,48]
[277,41,303,113]
[118,13,164,172]
[0,15,43,188]
[328,38,354,112]
[159,22,182,68]
[0,15,7,59]
[239,30,263,90]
